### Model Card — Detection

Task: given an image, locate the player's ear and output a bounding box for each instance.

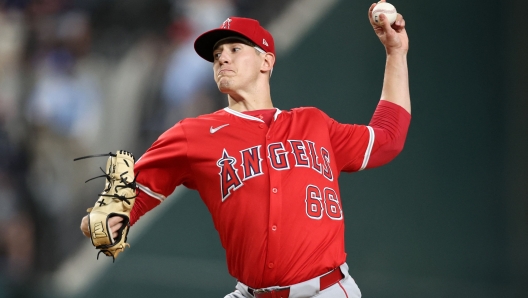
[261,52,275,73]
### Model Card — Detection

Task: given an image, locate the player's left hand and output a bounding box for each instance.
[368,1,409,55]
[80,214,124,239]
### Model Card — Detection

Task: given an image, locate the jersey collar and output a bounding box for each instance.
[223,107,282,122]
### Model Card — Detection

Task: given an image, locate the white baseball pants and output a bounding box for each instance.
[224,263,361,298]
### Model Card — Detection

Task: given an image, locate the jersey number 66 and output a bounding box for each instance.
[305,185,343,220]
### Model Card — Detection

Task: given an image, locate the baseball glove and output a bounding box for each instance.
[74,150,138,261]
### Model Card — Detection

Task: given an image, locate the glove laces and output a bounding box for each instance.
[74,151,140,204]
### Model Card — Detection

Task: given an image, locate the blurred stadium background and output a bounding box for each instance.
[0,0,527,297]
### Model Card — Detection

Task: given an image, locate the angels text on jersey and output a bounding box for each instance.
[216,139,343,221]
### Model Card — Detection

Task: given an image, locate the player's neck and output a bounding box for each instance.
[228,97,273,112]
[226,85,273,112]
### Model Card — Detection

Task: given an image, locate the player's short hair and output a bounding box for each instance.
[213,37,266,55]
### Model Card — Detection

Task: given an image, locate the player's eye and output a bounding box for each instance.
[232,47,241,53]
[213,52,221,60]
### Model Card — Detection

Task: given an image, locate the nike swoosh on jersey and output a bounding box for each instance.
[210,124,229,134]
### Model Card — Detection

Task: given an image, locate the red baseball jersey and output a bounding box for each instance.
[132,106,376,288]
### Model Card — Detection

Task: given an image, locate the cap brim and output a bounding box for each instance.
[194,29,251,62]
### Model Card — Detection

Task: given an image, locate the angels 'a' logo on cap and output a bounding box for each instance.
[221,18,232,29]
[262,39,269,47]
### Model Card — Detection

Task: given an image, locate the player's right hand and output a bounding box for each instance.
[368,1,408,55]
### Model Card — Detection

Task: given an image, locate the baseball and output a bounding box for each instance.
[372,2,397,25]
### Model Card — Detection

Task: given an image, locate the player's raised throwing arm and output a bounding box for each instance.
[349,2,411,169]
[369,1,410,114]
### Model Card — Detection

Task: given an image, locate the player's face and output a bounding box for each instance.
[212,41,263,94]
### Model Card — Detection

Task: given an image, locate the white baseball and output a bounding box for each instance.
[372,2,397,25]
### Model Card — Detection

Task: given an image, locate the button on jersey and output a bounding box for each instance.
[133,107,373,288]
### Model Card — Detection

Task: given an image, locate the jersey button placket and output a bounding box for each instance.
[264,125,280,281]
[268,186,279,272]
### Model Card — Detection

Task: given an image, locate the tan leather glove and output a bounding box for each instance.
[75,150,137,261]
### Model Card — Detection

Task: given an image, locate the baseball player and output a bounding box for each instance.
[81,1,410,297]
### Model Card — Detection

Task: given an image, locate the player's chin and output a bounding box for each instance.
[217,80,233,93]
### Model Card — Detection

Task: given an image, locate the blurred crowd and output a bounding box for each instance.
[0,0,288,296]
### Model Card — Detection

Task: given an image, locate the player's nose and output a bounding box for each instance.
[217,49,231,65]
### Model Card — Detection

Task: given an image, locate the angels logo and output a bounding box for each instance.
[217,149,243,201]
[217,140,334,202]
[221,18,232,29]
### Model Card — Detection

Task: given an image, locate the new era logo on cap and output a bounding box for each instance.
[194,17,275,62]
